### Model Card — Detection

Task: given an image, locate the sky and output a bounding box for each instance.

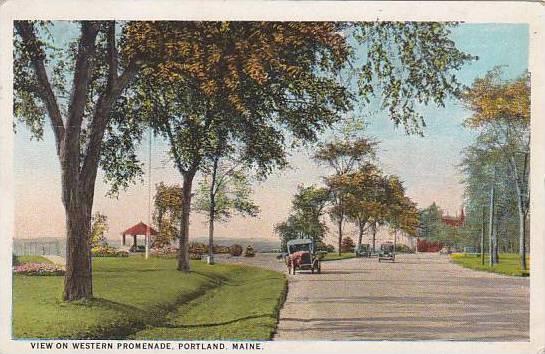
[13,23,529,244]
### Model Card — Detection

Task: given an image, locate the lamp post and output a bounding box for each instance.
[145,126,152,260]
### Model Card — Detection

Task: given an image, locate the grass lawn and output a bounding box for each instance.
[13,255,53,265]
[321,253,356,261]
[450,253,530,277]
[131,266,286,340]
[13,256,286,340]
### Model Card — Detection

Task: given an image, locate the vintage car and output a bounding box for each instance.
[284,238,321,275]
[355,243,371,257]
[378,242,395,262]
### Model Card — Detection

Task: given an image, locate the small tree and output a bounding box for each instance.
[341,237,356,253]
[89,212,108,248]
[153,183,183,248]
[194,159,259,264]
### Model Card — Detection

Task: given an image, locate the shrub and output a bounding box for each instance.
[395,244,415,253]
[150,246,178,257]
[92,245,129,257]
[189,242,208,255]
[244,245,256,257]
[213,244,231,254]
[13,263,65,276]
[12,254,19,266]
[341,237,356,253]
[417,239,443,252]
[189,253,203,260]
[229,244,243,256]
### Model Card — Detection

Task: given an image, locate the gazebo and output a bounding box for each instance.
[121,222,158,250]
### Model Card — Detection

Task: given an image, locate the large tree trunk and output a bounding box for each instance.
[63,197,93,301]
[61,152,95,301]
[177,172,195,272]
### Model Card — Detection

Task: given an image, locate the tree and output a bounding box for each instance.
[14,21,150,300]
[461,69,530,270]
[325,163,383,249]
[194,157,259,264]
[124,22,354,271]
[153,182,183,248]
[89,212,108,248]
[341,237,356,253]
[317,138,376,255]
[274,185,330,251]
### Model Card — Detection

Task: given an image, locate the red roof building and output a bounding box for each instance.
[121,222,158,248]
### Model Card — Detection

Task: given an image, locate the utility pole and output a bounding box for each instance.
[145,127,152,260]
[480,207,485,266]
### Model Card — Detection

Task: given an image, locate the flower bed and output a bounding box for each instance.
[13,263,65,276]
[92,246,129,257]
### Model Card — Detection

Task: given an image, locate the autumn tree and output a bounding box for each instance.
[325,163,384,250]
[461,68,530,270]
[89,212,108,248]
[153,182,183,248]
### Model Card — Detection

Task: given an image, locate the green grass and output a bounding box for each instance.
[14,256,53,265]
[450,253,530,277]
[13,257,286,340]
[131,266,287,340]
[321,253,356,261]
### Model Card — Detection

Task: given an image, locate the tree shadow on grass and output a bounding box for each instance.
[162,314,275,329]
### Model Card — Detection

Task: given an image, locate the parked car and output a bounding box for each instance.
[355,244,371,257]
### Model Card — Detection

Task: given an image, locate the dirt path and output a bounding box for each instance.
[273,253,529,341]
[43,255,65,265]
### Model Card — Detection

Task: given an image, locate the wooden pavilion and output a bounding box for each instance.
[121,222,158,249]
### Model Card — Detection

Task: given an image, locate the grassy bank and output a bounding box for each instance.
[321,253,356,261]
[13,255,53,265]
[13,257,286,340]
[450,253,530,277]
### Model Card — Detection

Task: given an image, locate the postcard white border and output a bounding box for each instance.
[0,1,543,354]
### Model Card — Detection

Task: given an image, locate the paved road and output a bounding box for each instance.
[273,253,529,341]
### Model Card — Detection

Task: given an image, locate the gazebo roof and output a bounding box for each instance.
[121,222,158,236]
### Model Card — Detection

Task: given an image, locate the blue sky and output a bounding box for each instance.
[13,23,529,241]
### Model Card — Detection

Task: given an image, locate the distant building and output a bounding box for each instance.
[441,208,465,228]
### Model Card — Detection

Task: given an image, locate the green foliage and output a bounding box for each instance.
[229,244,243,257]
[153,182,183,247]
[460,69,530,261]
[340,237,356,253]
[275,185,330,251]
[353,22,476,134]
[244,245,256,257]
[194,163,259,223]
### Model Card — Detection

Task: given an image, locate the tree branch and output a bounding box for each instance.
[80,61,139,190]
[64,21,100,157]
[15,21,65,155]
